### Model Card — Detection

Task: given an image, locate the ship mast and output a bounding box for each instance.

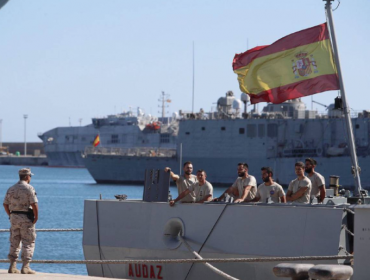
[324,0,362,195]
[159,91,171,122]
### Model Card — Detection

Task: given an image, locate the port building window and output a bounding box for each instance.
[267,124,278,138]
[258,124,265,138]
[239,128,245,134]
[247,124,256,138]
[160,133,170,143]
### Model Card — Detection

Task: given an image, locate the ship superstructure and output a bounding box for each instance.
[38,109,178,167]
[83,91,370,188]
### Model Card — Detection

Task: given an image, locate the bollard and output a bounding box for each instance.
[308,265,353,280]
[273,263,314,280]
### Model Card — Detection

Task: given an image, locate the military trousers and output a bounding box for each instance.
[8,213,36,261]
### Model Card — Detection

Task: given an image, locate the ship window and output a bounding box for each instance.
[221,127,226,131]
[65,136,69,141]
[247,124,256,138]
[267,124,278,138]
[355,124,360,129]
[185,132,190,135]
[258,124,265,138]
[202,127,205,131]
[160,134,170,143]
[239,128,245,134]
[111,134,119,144]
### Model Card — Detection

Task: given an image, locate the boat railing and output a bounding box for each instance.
[84,146,177,158]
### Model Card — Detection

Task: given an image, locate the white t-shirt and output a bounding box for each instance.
[188,181,213,202]
[308,172,325,197]
[231,175,257,201]
[288,176,312,204]
[256,182,285,203]
[176,175,197,202]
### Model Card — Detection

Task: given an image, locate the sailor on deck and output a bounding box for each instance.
[165,161,197,203]
[305,158,326,203]
[251,167,286,203]
[286,162,312,203]
[213,163,257,203]
[169,170,213,206]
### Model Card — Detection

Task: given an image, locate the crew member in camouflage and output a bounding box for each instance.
[3,168,39,274]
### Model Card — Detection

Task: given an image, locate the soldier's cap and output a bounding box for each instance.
[19,168,34,176]
[305,158,317,166]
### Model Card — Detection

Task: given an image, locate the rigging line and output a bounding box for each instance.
[184,204,228,280]
[332,0,341,11]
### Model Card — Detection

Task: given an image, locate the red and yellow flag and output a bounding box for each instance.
[233,23,339,104]
[93,135,100,147]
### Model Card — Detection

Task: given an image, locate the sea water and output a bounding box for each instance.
[0,165,224,275]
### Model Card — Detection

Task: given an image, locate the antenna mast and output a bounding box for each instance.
[324,0,362,195]
[158,91,171,121]
[192,41,195,113]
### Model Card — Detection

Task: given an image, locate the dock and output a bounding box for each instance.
[0,269,124,279]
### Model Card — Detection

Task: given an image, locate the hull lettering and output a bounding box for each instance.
[127,264,163,279]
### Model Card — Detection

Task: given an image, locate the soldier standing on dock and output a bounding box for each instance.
[3,168,38,274]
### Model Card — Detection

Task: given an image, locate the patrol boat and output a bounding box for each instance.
[82,1,369,279]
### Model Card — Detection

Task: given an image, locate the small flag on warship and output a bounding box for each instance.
[93,135,100,147]
[232,23,340,104]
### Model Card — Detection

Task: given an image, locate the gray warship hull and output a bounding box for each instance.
[83,200,370,280]
[84,115,370,188]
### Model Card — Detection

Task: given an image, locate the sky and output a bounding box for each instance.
[0,0,369,142]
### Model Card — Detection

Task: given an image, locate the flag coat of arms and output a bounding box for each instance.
[93,135,100,147]
[232,23,340,104]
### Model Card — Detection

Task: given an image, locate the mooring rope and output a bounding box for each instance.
[178,235,238,280]
[0,228,83,232]
[344,208,355,215]
[0,255,352,265]
[341,225,355,237]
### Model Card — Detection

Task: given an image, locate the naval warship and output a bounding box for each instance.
[38,104,178,167]
[83,90,370,188]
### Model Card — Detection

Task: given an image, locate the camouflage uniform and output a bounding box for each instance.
[3,180,38,261]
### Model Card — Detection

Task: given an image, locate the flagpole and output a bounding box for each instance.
[324,0,362,195]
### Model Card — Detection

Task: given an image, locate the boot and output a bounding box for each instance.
[21,261,36,274]
[8,260,20,274]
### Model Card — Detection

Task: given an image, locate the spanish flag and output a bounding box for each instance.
[233,23,339,104]
[93,135,100,147]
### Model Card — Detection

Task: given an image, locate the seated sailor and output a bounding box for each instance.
[213,162,257,203]
[286,162,312,204]
[305,158,326,203]
[251,167,286,203]
[169,170,213,206]
[164,161,197,203]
